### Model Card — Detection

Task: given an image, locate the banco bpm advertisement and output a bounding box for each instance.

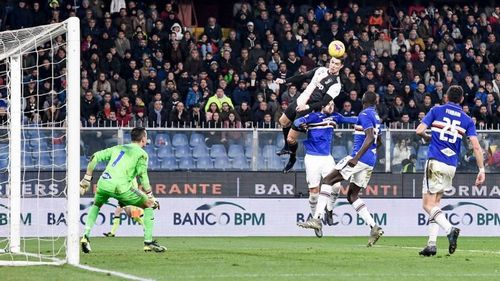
[0,199,498,237]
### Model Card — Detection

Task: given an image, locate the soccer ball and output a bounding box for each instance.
[328,40,345,58]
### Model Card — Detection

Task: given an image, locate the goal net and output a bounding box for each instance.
[0,18,80,266]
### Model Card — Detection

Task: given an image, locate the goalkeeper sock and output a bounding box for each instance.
[84,205,100,237]
[352,199,376,228]
[110,217,120,235]
[427,219,439,246]
[143,208,154,242]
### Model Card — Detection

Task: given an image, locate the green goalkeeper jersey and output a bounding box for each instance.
[90,143,151,194]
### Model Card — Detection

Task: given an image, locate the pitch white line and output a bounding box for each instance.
[355,244,500,255]
[73,264,155,281]
[178,272,500,279]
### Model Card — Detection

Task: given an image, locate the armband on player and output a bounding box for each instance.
[479,168,485,174]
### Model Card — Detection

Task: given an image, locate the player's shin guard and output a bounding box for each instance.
[352,199,376,228]
[427,219,439,246]
[313,184,333,219]
[328,183,341,211]
[110,217,120,235]
[309,192,318,215]
[84,205,100,237]
[143,208,154,242]
[429,206,452,234]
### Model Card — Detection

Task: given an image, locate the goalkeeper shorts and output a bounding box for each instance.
[94,182,148,208]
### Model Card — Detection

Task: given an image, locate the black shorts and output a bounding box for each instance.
[284,100,313,132]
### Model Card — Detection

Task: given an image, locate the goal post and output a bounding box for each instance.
[0,17,80,266]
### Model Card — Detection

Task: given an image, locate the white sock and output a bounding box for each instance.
[427,219,439,246]
[327,183,341,211]
[314,184,332,219]
[430,207,452,234]
[352,198,375,228]
[308,192,318,215]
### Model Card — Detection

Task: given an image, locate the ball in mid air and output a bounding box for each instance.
[328,40,345,58]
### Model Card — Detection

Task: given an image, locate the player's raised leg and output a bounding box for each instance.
[277,113,292,156]
[283,128,301,173]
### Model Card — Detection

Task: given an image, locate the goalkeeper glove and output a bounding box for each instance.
[146,190,160,210]
[80,174,92,195]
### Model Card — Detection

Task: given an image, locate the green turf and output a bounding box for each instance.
[1,237,500,281]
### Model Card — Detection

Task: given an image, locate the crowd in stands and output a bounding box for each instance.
[0,0,499,131]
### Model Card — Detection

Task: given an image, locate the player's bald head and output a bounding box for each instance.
[362,91,377,106]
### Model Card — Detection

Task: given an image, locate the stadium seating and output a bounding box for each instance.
[178,157,195,170]
[80,156,88,170]
[155,133,170,147]
[231,156,249,170]
[267,156,283,171]
[213,156,231,170]
[196,156,214,170]
[157,146,174,159]
[228,144,244,158]
[53,155,67,170]
[192,145,209,158]
[210,144,226,158]
[148,157,162,170]
[174,145,191,159]
[262,144,277,159]
[172,133,189,148]
[161,157,177,170]
[189,133,205,147]
[0,158,7,169]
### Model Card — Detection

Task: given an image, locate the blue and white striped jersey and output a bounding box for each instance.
[352,107,381,167]
[422,103,477,167]
[293,112,358,156]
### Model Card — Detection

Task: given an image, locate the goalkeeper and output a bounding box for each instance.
[79,127,166,253]
[104,178,144,237]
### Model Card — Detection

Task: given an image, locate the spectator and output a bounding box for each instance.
[189,103,206,128]
[81,90,99,121]
[374,32,391,57]
[347,90,362,115]
[148,100,168,127]
[117,106,131,127]
[222,112,243,143]
[237,102,253,128]
[169,102,189,128]
[339,101,356,117]
[393,138,413,167]
[205,88,234,112]
[389,96,406,124]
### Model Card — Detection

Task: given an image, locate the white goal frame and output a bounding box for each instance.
[0,17,80,266]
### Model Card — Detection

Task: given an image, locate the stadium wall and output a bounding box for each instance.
[0,198,499,237]
[1,172,499,199]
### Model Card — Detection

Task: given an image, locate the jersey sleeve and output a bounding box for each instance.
[332,113,358,124]
[293,113,318,127]
[92,146,116,163]
[136,152,152,194]
[359,112,374,130]
[421,108,435,127]
[465,117,477,137]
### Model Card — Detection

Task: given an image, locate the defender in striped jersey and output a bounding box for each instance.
[293,101,357,237]
[276,57,343,173]
[298,92,384,247]
[416,85,485,256]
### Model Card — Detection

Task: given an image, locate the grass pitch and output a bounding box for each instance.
[2,237,500,281]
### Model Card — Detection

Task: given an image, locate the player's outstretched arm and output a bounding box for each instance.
[333,113,358,124]
[276,67,318,85]
[415,123,431,142]
[348,127,375,167]
[469,136,486,186]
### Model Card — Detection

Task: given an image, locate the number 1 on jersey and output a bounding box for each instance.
[111,151,125,167]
